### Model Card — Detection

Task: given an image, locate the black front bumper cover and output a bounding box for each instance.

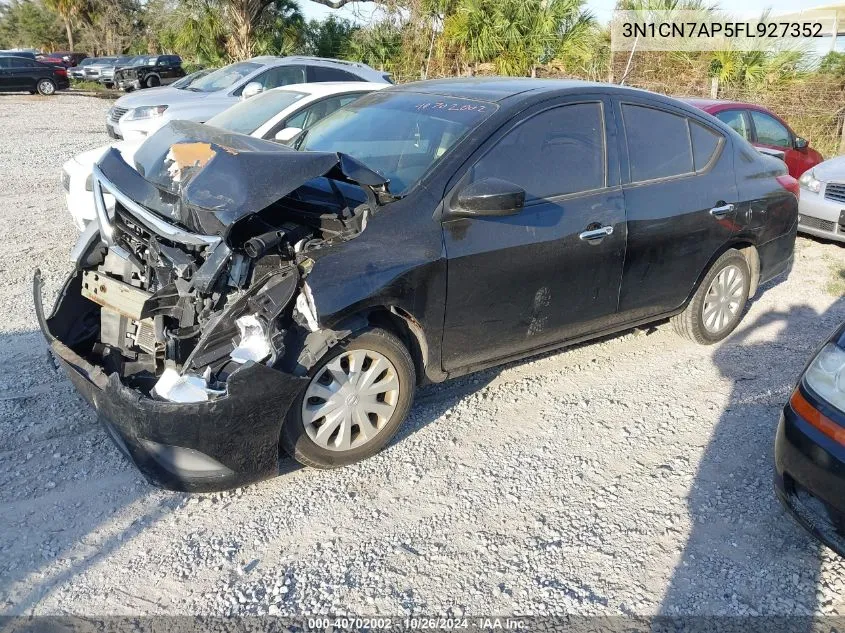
[34,269,307,492]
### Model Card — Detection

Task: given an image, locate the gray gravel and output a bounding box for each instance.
[1,93,845,617]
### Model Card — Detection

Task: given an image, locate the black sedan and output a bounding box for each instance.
[35,79,798,491]
[776,322,845,555]
[0,56,69,95]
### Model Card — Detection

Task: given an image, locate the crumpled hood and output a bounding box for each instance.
[96,120,379,236]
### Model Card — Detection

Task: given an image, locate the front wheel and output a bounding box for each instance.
[281,327,416,469]
[672,249,751,345]
[36,79,56,95]
[146,75,160,88]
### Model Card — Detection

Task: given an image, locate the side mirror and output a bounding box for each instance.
[449,178,525,219]
[241,82,264,100]
[794,137,809,150]
[274,126,303,144]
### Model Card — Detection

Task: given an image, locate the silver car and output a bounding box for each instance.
[798,156,845,243]
[105,56,392,141]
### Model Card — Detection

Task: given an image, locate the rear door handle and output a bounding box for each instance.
[579,226,614,241]
[710,203,735,218]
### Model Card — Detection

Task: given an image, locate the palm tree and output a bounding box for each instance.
[225,0,301,60]
[43,0,82,49]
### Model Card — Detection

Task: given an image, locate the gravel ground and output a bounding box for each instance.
[1,93,845,619]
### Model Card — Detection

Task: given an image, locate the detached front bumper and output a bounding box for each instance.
[34,270,307,492]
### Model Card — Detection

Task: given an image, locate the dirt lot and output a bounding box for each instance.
[1,93,845,618]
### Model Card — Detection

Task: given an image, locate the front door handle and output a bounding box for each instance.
[579,225,614,241]
[710,203,735,218]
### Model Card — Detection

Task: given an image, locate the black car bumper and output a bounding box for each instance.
[34,270,307,492]
[774,389,845,556]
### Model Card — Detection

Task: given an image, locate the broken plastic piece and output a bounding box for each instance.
[229,314,271,364]
[152,367,224,402]
[295,284,319,332]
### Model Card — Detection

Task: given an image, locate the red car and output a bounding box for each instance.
[683,98,823,179]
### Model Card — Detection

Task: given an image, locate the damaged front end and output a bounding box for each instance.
[35,121,386,491]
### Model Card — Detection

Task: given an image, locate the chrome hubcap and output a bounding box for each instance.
[39,81,54,94]
[702,264,745,334]
[301,349,400,452]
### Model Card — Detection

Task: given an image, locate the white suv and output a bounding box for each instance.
[105,56,391,141]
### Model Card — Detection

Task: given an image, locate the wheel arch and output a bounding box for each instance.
[330,305,432,386]
[684,238,760,310]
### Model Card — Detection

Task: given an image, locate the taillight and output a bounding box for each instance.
[777,174,800,200]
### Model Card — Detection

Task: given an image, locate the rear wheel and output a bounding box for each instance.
[36,79,56,96]
[146,75,160,88]
[672,249,750,344]
[281,327,416,469]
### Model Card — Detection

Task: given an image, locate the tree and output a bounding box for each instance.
[442,0,594,76]
[0,0,66,50]
[303,15,357,58]
[224,0,301,59]
[43,0,82,49]
[347,20,402,71]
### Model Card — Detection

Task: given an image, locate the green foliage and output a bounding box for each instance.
[441,0,594,76]
[303,15,357,58]
[346,21,402,72]
[0,0,66,50]
[819,51,845,78]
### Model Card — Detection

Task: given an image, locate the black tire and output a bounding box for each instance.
[672,248,750,345]
[36,79,56,96]
[281,327,416,469]
[146,75,160,88]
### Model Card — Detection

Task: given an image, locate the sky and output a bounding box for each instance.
[299,0,831,24]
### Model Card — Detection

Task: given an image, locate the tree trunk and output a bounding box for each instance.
[64,18,74,50]
[530,64,537,78]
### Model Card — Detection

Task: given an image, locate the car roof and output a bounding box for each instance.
[265,81,389,97]
[389,77,677,104]
[244,55,387,81]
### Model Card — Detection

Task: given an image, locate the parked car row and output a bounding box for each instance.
[104,56,391,139]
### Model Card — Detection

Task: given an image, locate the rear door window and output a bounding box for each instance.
[622,104,693,182]
[309,66,361,82]
[750,110,791,148]
[715,109,750,139]
[471,102,606,200]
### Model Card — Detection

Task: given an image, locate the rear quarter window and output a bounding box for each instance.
[623,104,693,182]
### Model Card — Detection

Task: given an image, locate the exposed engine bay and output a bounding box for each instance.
[64,120,391,403]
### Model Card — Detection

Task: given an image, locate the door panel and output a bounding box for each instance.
[441,98,627,372]
[617,101,738,321]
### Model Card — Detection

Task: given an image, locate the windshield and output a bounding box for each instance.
[207,89,306,135]
[300,91,497,195]
[113,56,134,66]
[187,61,261,93]
[172,69,211,89]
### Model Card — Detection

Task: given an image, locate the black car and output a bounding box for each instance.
[113,55,184,91]
[775,322,845,555]
[0,56,69,95]
[34,79,798,491]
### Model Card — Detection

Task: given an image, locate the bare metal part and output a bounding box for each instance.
[81,270,151,320]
